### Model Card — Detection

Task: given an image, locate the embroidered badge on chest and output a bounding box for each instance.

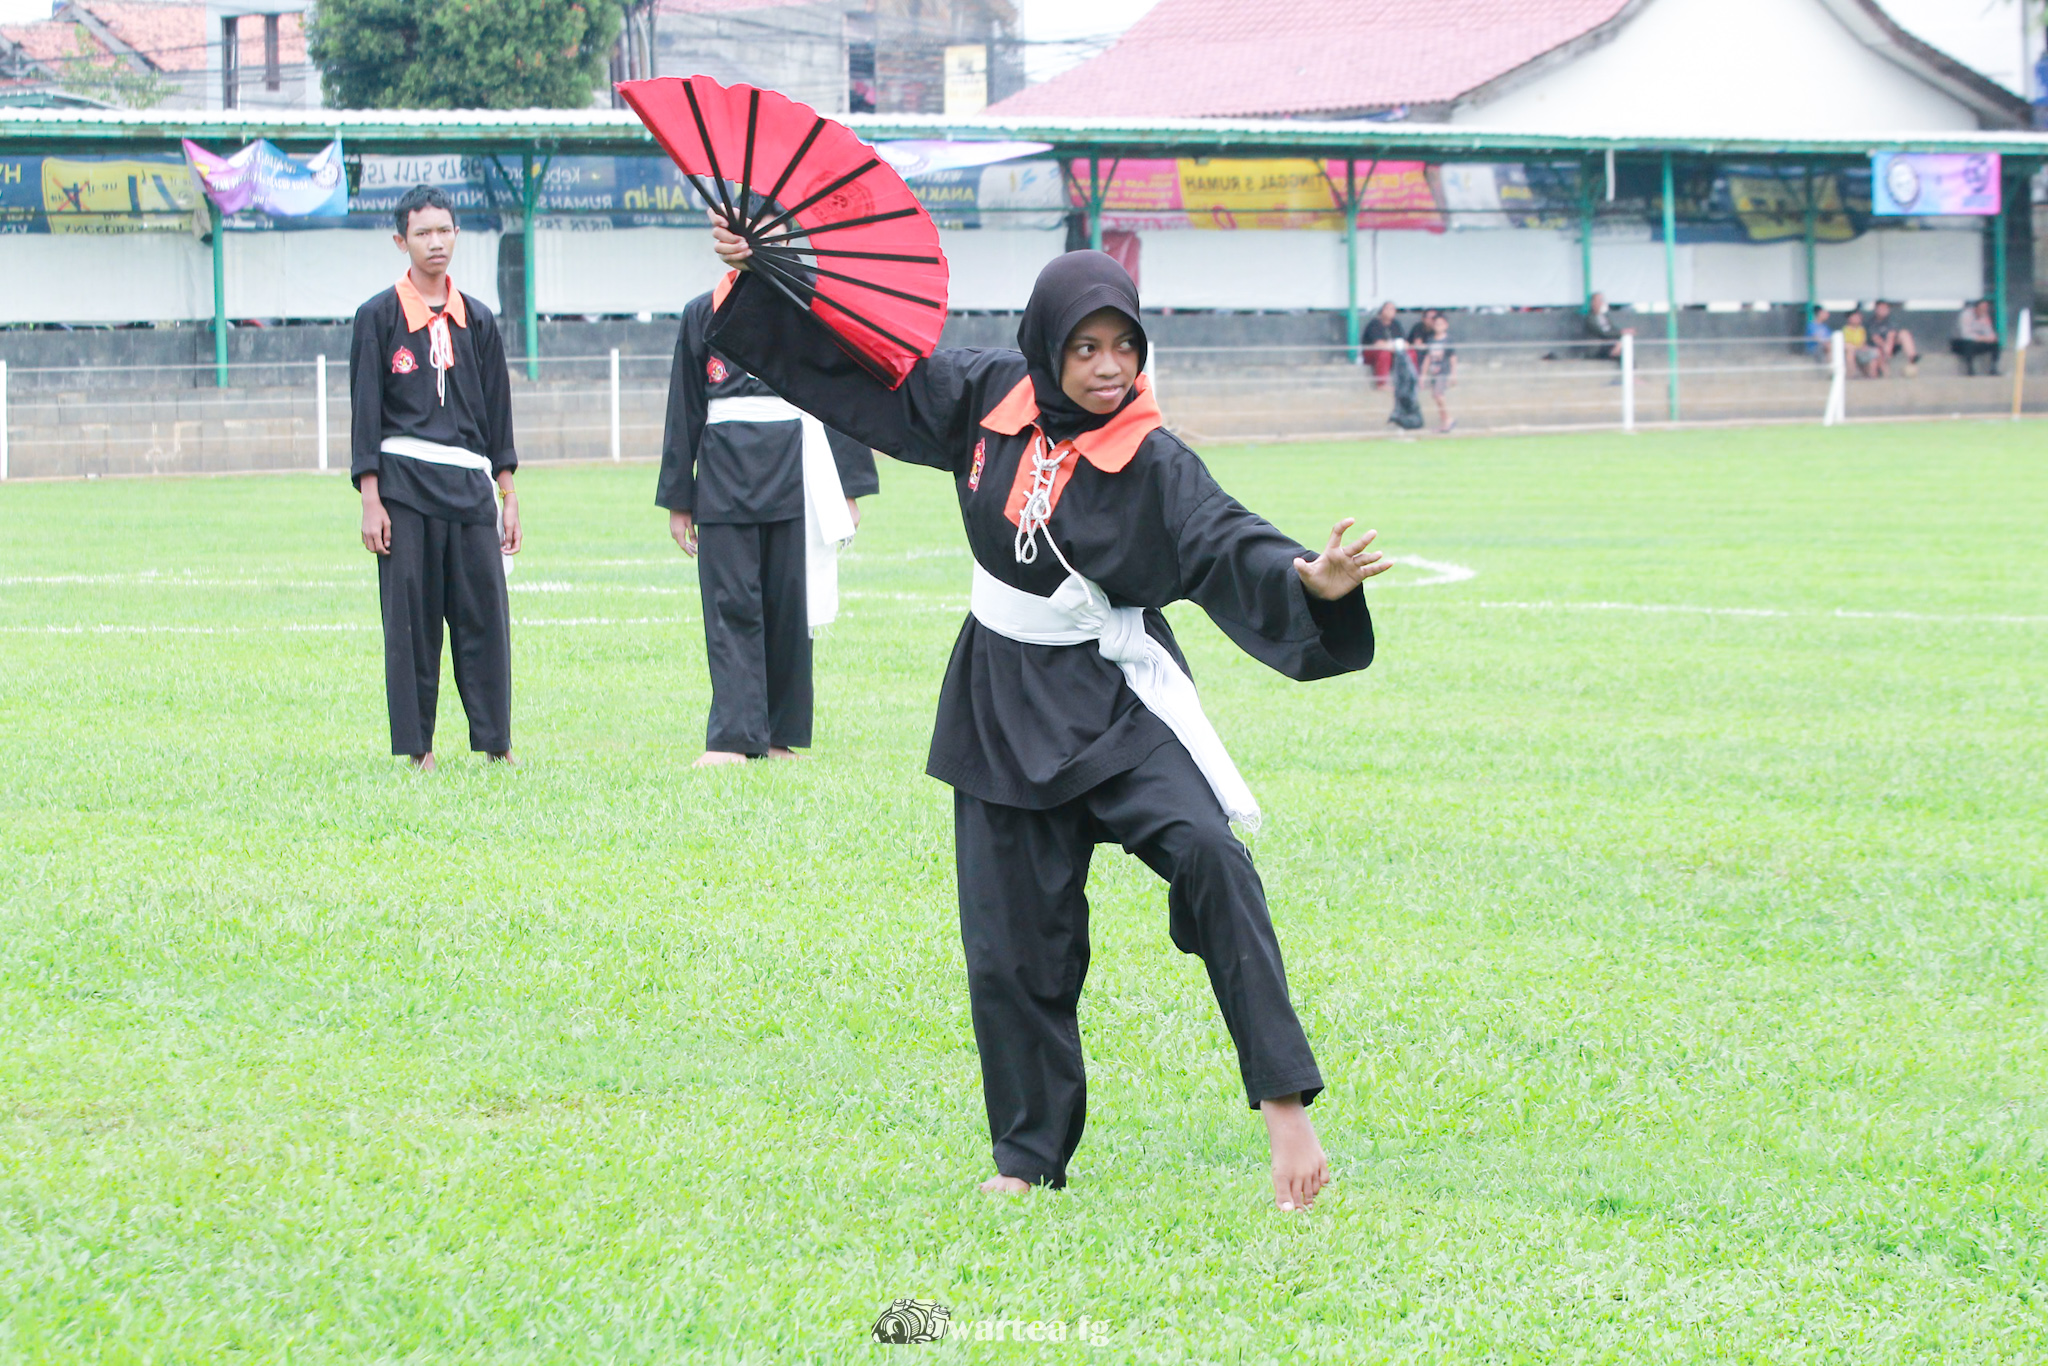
[706,356,729,384]
[967,438,987,491]
[390,347,417,375]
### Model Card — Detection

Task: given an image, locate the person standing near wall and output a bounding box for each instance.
[351,185,521,772]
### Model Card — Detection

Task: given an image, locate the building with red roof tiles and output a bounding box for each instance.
[989,0,2030,134]
[0,0,316,108]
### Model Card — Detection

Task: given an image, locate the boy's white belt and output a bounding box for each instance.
[706,394,852,634]
[968,561,1260,832]
[380,435,493,471]
[378,437,512,576]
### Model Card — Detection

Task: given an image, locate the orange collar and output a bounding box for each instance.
[712,269,737,310]
[396,270,467,332]
[980,373,1161,474]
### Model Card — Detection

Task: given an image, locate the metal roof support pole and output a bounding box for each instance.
[211,199,228,389]
[1343,159,1361,363]
[1087,155,1103,252]
[1580,159,1595,310]
[522,149,540,381]
[1661,151,1679,424]
[1803,169,1818,329]
[1992,175,2010,353]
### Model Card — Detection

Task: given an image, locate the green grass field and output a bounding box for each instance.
[1,423,2044,1364]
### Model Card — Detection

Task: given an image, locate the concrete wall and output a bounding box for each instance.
[654,4,848,114]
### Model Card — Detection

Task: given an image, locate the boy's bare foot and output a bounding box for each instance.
[1261,1094,1330,1212]
[692,750,748,768]
[407,752,436,773]
[487,750,516,767]
[766,746,804,760]
[978,1175,1031,1195]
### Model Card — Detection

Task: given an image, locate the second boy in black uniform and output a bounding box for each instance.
[659,274,878,766]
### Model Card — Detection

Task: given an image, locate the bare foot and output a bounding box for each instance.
[1261,1094,1330,1212]
[487,750,517,767]
[978,1175,1031,1195]
[692,750,749,768]
[766,746,805,760]
[407,752,436,773]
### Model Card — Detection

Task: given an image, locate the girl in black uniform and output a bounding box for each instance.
[709,225,1389,1210]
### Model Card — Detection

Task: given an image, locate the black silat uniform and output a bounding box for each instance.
[707,253,1375,1188]
[659,284,878,755]
[350,273,517,756]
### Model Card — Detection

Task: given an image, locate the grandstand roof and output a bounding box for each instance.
[0,106,2042,163]
[987,0,2031,127]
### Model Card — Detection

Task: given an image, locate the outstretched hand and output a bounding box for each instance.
[710,212,752,271]
[1293,519,1389,600]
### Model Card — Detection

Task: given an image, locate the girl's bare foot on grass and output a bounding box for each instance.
[693,750,748,768]
[978,1175,1031,1195]
[407,752,436,773]
[487,750,516,767]
[1261,1094,1330,1211]
[767,747,804,760]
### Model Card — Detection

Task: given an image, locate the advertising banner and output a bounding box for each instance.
[183,139,348,218]
[1871,152,2000,216]
[0,152,199,235]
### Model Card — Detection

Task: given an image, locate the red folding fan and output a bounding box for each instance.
[619,75,949,389]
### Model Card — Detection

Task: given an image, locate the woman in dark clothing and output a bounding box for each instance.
[709,222,1390,1211]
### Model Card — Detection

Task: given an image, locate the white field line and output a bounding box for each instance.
[1381,555,1477,587]
[1465,600,2048,626]
[1,615,699,636]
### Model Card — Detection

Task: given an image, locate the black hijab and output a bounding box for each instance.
[1016,250,1149,442]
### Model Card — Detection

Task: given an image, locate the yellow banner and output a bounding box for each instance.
[41,157,199,235]
[1177,159,1339,230]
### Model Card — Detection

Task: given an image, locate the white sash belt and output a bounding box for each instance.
[380,435,492,472]
[969,561,1261,832]
[706,394,852,635]
[378,437,511,577]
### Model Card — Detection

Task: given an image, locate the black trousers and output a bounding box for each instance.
[697,519,812,755]
[1951,338,2001,374]
[378,502,511,756]
[954,740,1323,1189]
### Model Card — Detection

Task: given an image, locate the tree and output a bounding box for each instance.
[308,0,624,110]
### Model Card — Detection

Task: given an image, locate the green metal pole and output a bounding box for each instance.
[1087,156,1103,252]
[1803,168,1818,328]
[1661,152,1679,423]
[522,149,539,381]
[1580,159,1595,309]
[1992,175,2010,354]
[211,200,227,388]
[1343,159,1360,362]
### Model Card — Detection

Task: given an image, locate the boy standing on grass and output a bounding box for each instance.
[351,185,521,772]
[657,273,877,767]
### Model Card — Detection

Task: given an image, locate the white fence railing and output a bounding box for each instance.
[0,335,2036,480]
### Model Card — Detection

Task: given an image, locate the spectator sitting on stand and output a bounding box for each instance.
[1842,309,1883,378]
[1584,292,1633,362]
[1804,306,1834,360]
[1362,301,1402,389]
[1869,300,1918,377]
[1951,299,2000,376]
[1408,308,1442,347]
